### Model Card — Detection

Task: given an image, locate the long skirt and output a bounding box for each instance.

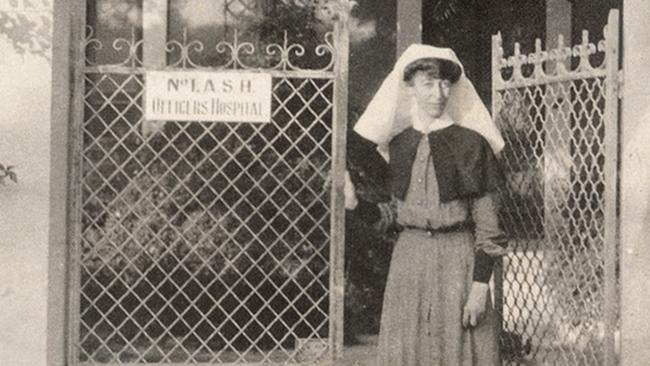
[377,229,500,366]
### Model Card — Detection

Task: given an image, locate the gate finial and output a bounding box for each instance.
[573,30,597,72]
[507,42,526,82]
[494,31,504,62]
[493,23,607,87]
[529,38,547,80]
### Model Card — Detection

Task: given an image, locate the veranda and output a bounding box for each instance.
[1,1,650,366]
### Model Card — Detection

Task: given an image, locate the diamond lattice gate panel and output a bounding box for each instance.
[492,10,621,366]
[68,1,350,364]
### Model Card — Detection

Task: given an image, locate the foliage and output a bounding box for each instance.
[0,7,51,60]
[238,0,332,70]
[343,212,393,341]
[0,163,17,185]
[342,133,395,342]
[429,0,465,22]
[500,330,533,363]
[247,0,325,38]
[0,4,49,189]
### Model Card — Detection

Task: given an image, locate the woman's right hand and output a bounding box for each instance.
[344,170,359,210]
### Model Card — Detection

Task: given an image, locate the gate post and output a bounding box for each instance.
[620,1,650,365]
[602,9,620,366]
[490,31,504,340]
[48,0,74,365]
[330,1,351,361]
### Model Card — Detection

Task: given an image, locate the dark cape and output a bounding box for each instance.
[351,124,506,283]
[388,124,503,203]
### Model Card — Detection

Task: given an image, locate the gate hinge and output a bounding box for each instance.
[617,69,624,99]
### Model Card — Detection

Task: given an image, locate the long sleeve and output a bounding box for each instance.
[350,198,397,234]
[470,193,508,282]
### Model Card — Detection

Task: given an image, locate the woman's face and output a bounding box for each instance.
[407,71,452,119]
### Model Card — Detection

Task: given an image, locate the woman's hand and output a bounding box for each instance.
[462,281,489,328]
[344,170,359,210]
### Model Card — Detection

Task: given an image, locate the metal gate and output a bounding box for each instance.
[492,10,621,366]
[67,1,350,364]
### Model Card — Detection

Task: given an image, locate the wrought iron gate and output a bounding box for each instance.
[492,10,621,366]
[67,1,350,364]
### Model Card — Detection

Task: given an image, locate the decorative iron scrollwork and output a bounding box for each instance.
[165,28,205,69]
[85,26,144,67]
[83,26,338,72]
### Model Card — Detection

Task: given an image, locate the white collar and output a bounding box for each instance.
[412,110,454,133]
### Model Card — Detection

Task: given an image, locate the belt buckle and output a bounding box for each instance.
[425,225,436,236]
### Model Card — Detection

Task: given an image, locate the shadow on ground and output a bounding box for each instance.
[338,335,377,366]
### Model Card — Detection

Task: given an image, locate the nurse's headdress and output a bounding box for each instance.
[353,44,505,159]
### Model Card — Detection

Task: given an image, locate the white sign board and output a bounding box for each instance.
[145,71,272,123]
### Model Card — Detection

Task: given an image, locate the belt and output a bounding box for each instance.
[399,221,475,236]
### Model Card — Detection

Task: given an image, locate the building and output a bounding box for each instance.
[1,1,649,365]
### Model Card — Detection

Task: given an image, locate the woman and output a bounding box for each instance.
[345,44,508,365]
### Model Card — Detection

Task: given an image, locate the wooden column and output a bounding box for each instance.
[542,0,572,229]
[396,0,421,56]
[142,0,168,67]
[543,0,572,202]
[141,0,168,136]
[546,0,572,48]
[542,2,572,319]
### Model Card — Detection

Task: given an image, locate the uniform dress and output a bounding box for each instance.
[362,127,508,366]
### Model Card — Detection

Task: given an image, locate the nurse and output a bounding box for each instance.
[345,44,509,365]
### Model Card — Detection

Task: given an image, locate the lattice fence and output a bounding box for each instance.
[492,11,620,366]
[69,0,349,364]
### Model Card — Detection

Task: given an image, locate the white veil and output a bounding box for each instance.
[353,44,505,160]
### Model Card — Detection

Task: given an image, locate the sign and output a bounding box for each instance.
[145,71,272,123]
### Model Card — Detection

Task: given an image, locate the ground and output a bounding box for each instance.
[339,336,377,365]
